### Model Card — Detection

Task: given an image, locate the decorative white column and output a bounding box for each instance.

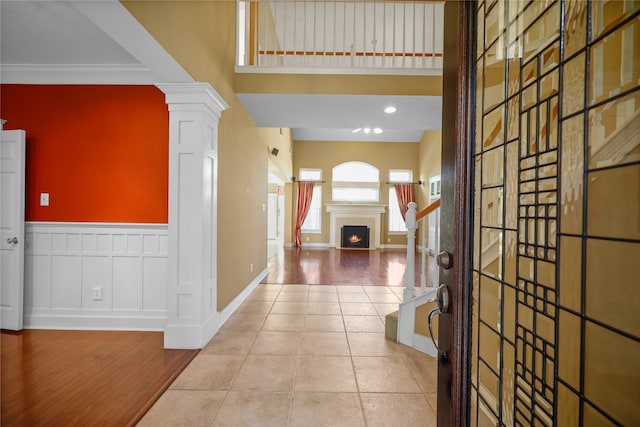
[157,83,228,349]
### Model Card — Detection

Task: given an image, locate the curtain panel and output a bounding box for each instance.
[294,182,315,247]
[394,183,415,221]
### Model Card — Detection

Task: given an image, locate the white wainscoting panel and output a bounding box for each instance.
[24,222,169,330]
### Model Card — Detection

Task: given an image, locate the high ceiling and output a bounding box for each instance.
[0,0,441,142]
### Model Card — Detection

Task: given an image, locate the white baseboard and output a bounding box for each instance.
[218,268,268,328]
[25,308,167,331]
[380,244,407,249]
[300,242,332,248]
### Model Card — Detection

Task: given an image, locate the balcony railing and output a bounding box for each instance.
[237,0,444,74]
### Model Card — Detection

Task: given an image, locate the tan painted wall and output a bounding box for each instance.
[236,73,443,96]
[122,1,290,310]
[293,140,419,246]
[417,130,442,208]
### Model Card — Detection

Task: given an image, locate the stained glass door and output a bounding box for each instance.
[468,0,640,425]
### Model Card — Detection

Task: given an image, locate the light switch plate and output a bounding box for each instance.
[40,193,49,206]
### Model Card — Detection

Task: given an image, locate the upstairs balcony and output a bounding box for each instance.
[236,0,445,75]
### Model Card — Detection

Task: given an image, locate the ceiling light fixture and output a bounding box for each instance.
[384,106,397,114]
[373,128,383,134]
[363,128,371,134]
[352,128,362,133]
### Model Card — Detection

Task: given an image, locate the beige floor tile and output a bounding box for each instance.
[281,284,309,293]
[231,355,297,391]
[170,354,244,391]
[336,286,365,293]
[201,329,258,355]
[390,287,406,296]
[246,288,280,301]
[295,356,357,392]
[308,285,337,293]
[138,389,226,427]
[271,301,307,314]
[235,300,274,314]
[305,302,341,315]
[367,292,401,303]
[360,393,436,427]
[300,332,350,356]
[347,332,401,356]
[220,313,266,331]
[343,315,385,332]
[373,303,400,316]
[258,284,284,292]
[307,292,339,302]
[212,391,291,427]
[276,292,309,302]
[338,293,371,303]
[352,356,422,393]
[249,331,302,355]
[340,302,379,315]
[363,285,396,294]
[290,392,365,427]
[425,391,438,414]
[399,344,438,393]
[303,314,345,332]
[262,314,305,331]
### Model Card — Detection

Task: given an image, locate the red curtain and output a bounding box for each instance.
[394,183,415,221]
[294,182,315,247]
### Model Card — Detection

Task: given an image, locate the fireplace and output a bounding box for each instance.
[341,225,370,249]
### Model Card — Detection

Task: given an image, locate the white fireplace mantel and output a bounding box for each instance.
[326,204,386,249]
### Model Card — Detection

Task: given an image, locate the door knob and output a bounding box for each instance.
[7,237,18,244]
[437,251,453,269]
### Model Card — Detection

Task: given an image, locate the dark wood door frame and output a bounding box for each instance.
[438,1,475,425]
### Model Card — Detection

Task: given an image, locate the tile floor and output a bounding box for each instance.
[138,284,438,426]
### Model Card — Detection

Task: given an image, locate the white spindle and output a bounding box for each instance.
[404,202,418,302]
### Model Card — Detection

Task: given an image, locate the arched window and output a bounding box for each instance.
[332,161,380,202]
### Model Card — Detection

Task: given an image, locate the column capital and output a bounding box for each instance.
[156,82,228,117]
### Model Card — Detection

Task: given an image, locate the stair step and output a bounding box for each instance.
[384,310,398,341]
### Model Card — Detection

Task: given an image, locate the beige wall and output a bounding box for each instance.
[293,140,420,246]
[236,73,443,96]
[122,1,291,310]
[417,130,442,208]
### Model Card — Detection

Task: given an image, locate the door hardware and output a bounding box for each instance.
[6,237,18,244]
[427,284,450,359]
[437,251,453,269]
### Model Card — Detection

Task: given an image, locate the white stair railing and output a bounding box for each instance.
[237,0,444,73]
[397,200,441,356]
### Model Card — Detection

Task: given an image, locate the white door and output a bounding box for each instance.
[1,130,26,330]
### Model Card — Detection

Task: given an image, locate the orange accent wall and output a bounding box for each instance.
[1,85,168,223]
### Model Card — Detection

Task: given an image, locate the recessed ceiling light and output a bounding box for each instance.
[384,106,397,114]
[373,128,383,134]
[364,128,371,134]
[352,128,362,133]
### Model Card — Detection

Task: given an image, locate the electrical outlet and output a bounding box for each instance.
[250,263,254,273]
[93,286,103,301]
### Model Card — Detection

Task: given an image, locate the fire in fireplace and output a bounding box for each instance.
[341,225,370,249]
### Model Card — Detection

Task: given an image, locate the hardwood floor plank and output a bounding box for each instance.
[263,248,436,287]
[1,330,197,427]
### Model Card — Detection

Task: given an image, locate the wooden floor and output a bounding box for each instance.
[1,247,427,426]
[263,247,437,287]
[0,329,197,427]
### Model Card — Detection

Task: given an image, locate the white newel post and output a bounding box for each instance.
[157,83,228,349]
[404,202,418,302]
